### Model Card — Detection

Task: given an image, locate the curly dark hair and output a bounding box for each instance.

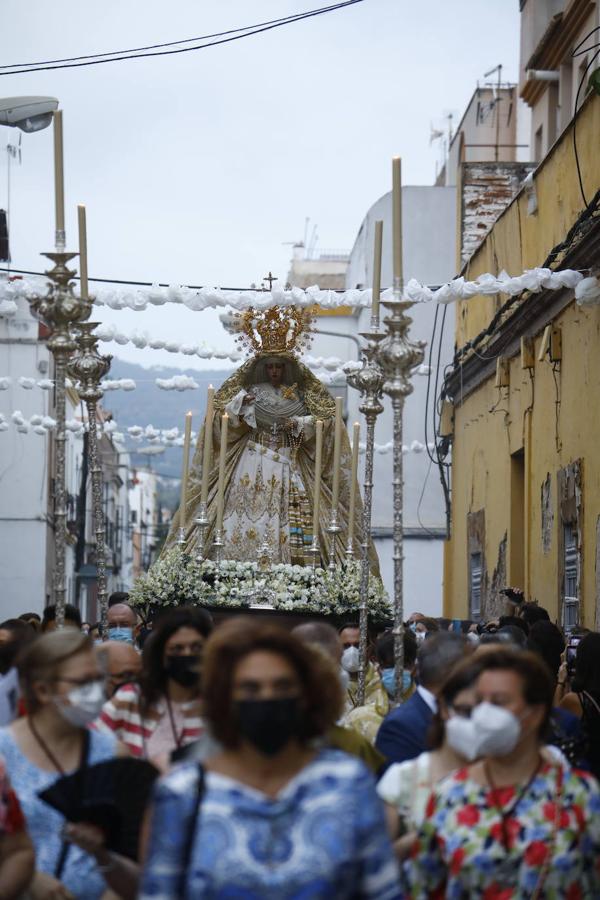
[202,617,344,748]
[139,606,213,714]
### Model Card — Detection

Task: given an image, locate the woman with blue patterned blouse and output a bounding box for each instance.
[140,618,401,899]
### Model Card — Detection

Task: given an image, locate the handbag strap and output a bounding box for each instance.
[54,729,91,880]
[177,763,205,899]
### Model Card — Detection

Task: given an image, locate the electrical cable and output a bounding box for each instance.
[0,266,344,294]
[0,1,365,76]
[423,304,439,466]
[572,41,600,208]
[0,5,358,69]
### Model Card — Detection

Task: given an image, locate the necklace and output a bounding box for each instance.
[28,717,69,775]
[165,696,185,749]
[483,754,543,852]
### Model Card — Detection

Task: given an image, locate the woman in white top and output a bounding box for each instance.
[377,658,478,859]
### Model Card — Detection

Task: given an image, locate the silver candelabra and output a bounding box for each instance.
[68,322,112,632]
[378,280,425,703]
[28,252,92,625]
[346,326,385,706]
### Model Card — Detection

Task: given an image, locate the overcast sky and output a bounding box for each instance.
[1,0,520,369]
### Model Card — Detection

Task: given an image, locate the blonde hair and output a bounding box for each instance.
[18,630,92,713]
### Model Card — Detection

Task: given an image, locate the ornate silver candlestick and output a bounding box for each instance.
[212,528,224,566]
[193,502,210,563]
[378,284,425,703]
[326,508,341,571]
[346,328,385,705]
[28,252,92,625]
[68,321,112,632]
[308,536,320,571]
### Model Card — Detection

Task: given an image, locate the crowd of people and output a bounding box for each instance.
[0,590,599,898]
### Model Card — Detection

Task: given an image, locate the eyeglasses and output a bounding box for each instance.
[54,676,104,688]
[450,703,474,718]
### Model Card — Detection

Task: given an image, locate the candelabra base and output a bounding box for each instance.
[308,539,320,571]
[213,529,224,565]
[194,504,210,563]
[326,509,342,572]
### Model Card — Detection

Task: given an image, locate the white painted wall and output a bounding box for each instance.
[309,186,456,615]
[0,295,51,618]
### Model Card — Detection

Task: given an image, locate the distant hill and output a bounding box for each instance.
[103,359,233,481]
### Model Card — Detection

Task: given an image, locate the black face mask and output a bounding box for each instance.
[165,655,201,689]
[235,697,301,756]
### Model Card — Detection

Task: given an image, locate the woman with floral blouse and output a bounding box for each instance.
[403,646,600,898]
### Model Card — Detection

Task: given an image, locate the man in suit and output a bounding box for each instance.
[375,632,467,764]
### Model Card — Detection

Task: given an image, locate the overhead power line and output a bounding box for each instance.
[0,1,365,76]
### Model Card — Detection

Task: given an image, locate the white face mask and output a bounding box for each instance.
[338,667,350,691]
[55,679,106,727]
[471,701,522,757]
[445,701,522,760]
[341,646,360,674]
[445,714,480,761]
[466,632,480,645]
[415,631,427,644]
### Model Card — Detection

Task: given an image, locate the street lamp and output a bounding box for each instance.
[0,96,59,133]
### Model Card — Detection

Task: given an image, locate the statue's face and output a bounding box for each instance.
[266,361,284,387]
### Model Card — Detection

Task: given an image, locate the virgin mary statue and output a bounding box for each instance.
[165,306,378,571]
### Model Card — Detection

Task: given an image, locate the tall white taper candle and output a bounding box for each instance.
[348,422,360,539]
[77,205,88,299]
[53,111,65,239]
[392,156,403,286]
[312,420,324,541]
[200,386,215,506]
[179,411,192,527]
[372,220,383,321]
[331,397,343,509]
[215,413,229,532]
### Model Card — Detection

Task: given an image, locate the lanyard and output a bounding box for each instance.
[29,717,68,774]
[483,755,543,852]
[166,696,185,749]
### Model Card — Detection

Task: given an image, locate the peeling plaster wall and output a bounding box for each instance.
[486,533,508,620]
[541,473,554,555]
[461,162,535,267]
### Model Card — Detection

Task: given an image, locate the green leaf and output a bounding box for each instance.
[589,68,600,96]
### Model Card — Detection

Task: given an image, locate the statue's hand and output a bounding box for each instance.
[243,393,256,405]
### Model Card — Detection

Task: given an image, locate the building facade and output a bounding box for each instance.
[442,0,600,626]
[0,291,134,620]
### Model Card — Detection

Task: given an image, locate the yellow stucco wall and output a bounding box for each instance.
[445,92,600,625]
[455,92,600,347]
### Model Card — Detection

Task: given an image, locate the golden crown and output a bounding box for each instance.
[234,306,314,356]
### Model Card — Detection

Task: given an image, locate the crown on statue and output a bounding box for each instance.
[234,306,314,357]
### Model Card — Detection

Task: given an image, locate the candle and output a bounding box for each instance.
[200,385,215,506]
[77,205,88,299]
[331,397,343,509]
[215,413,229,532]
[348,422,360,540]
[312,420,324,540]
[372,219,383,322]
[179,411,192,527]
[392,156,403,286]
[53,111,65,238]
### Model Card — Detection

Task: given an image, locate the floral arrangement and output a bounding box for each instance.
[129,548,391,621]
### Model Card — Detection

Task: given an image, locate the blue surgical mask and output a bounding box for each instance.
[108,626,134,644]
[381,668,412,697]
